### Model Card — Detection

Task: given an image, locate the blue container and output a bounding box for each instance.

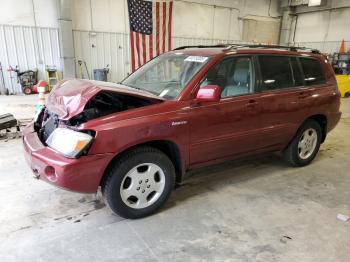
[93,69,108,81]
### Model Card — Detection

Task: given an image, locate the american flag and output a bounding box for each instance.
[127,0,173,72]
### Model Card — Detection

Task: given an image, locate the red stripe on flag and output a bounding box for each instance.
[162,2,166,53]
[135,32,141,68]
[156,2,160,56]
[130,32,135,72]
[149,35,153,60]
[142,34,146,64]
[168,1,173,51]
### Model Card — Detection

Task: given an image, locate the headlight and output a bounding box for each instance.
[46,128,93,158]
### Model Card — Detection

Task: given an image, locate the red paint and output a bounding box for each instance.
[130,33,135,72]
[195,85,221,102]
[141,34,146,64]
[168,1,173,51]
[135,33,141,68]
[149,35,153,60]
[155,2,160,56]
[23,47,341,194]
[162,2,166,53]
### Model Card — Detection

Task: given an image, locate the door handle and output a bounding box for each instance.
[246,99,258,107]
[298,92,309,99]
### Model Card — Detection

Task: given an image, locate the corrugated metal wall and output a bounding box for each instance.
[1,24,348,94]
[0,24,60,94]
[73,30,247,83]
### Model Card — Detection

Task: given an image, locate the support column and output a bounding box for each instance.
[57,0,76,78]
[279,8,294,45]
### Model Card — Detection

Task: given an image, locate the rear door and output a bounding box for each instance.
[189,56,262,166]
[256,55,308,150]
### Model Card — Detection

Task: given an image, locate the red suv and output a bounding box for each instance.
[23,44,341,218]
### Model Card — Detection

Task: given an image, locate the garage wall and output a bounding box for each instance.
[71,0,280,39]
[0,24,60,94]
[0,0,58,28]
[72,0,280,81]
[0,0,281,93]
[290,1,350,53]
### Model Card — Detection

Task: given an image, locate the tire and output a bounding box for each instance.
[23,87,32,95]
[283,119,322,167]
[345,92,350,98]
[102,146,175,219]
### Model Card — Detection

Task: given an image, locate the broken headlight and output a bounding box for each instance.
[46,128,93,158]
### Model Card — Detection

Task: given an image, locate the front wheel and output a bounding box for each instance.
[283,119,322,167]
[103,147,175,219]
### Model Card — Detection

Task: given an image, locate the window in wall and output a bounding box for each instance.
[258,56,294,91]
[299,58,326,86]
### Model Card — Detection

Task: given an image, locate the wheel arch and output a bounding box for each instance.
[100,139,184,189]
[306,114,327,143]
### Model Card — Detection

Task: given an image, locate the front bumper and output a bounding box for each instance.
[23,123,114,193]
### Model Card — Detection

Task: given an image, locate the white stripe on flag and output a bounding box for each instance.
[145,35,150,62]
[134,32,140,69]
[165,2,169,52]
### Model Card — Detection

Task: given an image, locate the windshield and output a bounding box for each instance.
[122,53,210,100]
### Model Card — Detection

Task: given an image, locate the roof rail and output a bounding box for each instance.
[173,43,320,54]
[173,44,229,50]
[226,44,320,54]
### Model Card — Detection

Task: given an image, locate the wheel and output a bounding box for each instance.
[103,146,175,218]
[345,92,350,98]
[283,119,322,167]
[23,87,32,95]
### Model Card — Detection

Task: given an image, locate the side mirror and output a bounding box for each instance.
[195,85,221,103]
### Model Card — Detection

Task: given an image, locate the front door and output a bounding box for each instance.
[189,56,262,166]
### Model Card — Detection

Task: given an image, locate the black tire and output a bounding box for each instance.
[345,92,350,98]
[102,146,175,219]
[283,119,322,167]
[23,87,32,95]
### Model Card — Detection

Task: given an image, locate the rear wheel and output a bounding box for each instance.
[345,92,350,98]
[103,147,175,218]
[283,119,322,167]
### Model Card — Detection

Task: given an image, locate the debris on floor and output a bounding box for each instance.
[0,114,31,141]
[280,235,293,244]
[337,213,350,222]
[0,113,17,130]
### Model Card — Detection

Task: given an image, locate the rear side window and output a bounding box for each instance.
[299,58,325,86]
[258,56,294,91]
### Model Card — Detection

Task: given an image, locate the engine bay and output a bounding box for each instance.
[66,91,159,126]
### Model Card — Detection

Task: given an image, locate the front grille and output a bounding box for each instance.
[36,108,59,144]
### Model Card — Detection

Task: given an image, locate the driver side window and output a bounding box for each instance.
[200,57,254,98]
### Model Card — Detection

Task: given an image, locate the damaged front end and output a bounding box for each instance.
[34,80,163,158]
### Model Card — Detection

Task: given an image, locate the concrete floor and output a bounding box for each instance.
[0,94,350,261]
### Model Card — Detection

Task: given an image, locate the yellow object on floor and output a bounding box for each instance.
[336,74,350,97]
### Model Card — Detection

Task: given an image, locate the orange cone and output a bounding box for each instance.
[339,39,346,53]
[267,39,272,46]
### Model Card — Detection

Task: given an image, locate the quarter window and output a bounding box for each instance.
[299,58,325,86]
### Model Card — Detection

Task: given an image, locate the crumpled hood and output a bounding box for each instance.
[46,79,164,120]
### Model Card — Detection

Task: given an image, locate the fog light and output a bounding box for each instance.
[44,166,57,181]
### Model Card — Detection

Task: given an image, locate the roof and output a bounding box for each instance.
[169,44,321,57]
